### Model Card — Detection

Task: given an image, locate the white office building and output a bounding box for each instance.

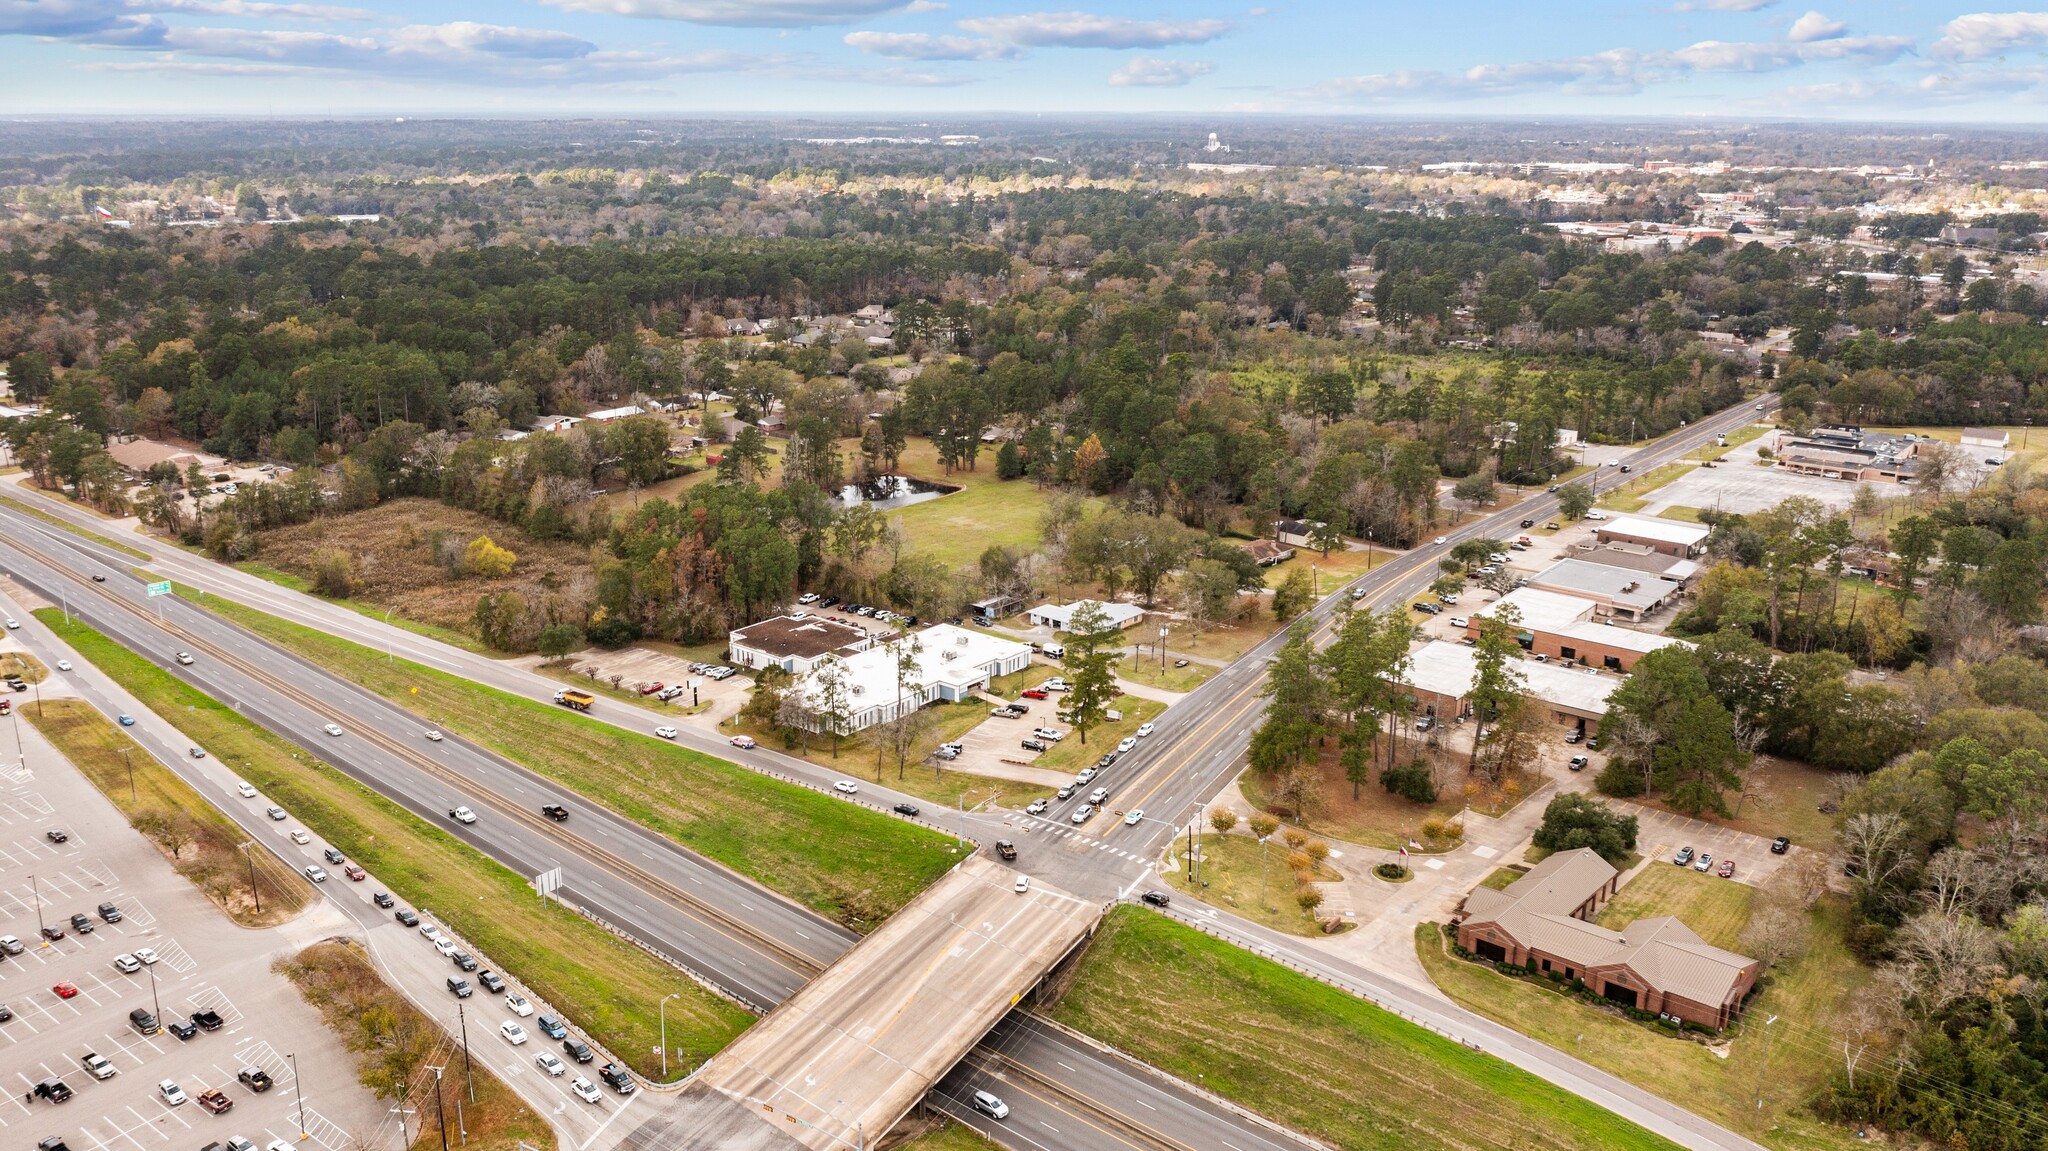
[791,624,1032,734]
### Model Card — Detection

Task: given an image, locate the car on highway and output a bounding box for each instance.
[196,1090,232,1115]
[535,1052,567,1077]
[424,730,443,741]
[832,780,859,794]
[536,1014,567,1040]
[562,1037,594,1063]
[1140,890,1171,907]
[1054,786,1074,800]
[729,735,756,749]
[1718,859,1737,879]
[289,829,310,844]
[159,1080,189,1106]
[394,909,418,926]
[56,659,71,671]
[1087,787,1109,804]
[434,937,458,957]
[599,1064,636,1095]
[266,806,286,820]
[45,828,67,843]
[453,950,479,972]
[1136,722,1155,738]
[113,954,141,974]
[541,804,569,822]
[1095,752,1118,769]
[448,806,477,824]
[118,714,135,725]
[995,840,1017,860]
[1075,767,1096,784]
[446,977,472,999]
[175,652,194,665]
[189,747,206,758]
[1071,804,1094,825]
[133,947,159,964]
[236,780,257,798]
[1432,536,1447,545]
[478,970,505,993]
[343,864,366,881]
[972,1091,1010,1120]
[1123,809,1144,826]
[892,802,920,817]
[1116,736,1137,753]
[238,1067,273,1092]
[654,726,678,739]
[2,618,14,630]
[505,993,533,1016]
[373,892,395,908]
[323,847,345,864]
[571,1077,601,1104]
[1026,799,1049,815]
[420,923,444,942]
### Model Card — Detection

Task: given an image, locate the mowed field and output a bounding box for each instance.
[1594,863,1754,951]
[1052,908,1683,1151]
[888,439,1092,570]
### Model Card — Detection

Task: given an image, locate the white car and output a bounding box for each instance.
[322,723,344,737]
[1013,876,1029,893]
[289,829,310,844]
[420,924,444,942]
[1432,536,1447,545]
[535,1052,567,1076]
[303,865,328,883]
[55,659,72,671]
[237,781,257,798]
[2,618,16,629]
[1071,804,1094,824]
[133,946,160,965]
[449,806,478,824]
[113,953,141,973]
[1124,809,1145,826]
[1025,799,1049,815]
[1075,768,1096,784]
[654,726,678,740]
[499,1021,528,1045]
[1585,510,1608,521]
[435,937,459,957]
[1032,728,1064,742]
[1116,737,1137,753]
[1605,459,1620,467]
[175,651,194,664]
[571,1077,601,1104]
[159,1079,188,1105]
[832,780,859,794]
[505,993,534,1017]
[424,730,443,742]
[1135,722,1155,738]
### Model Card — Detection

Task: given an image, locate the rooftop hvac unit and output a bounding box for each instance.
[957,634,970,646]
[941,649,956,661]
[851,685,865,696]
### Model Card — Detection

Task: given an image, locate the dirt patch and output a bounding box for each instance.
[256,499,595,638]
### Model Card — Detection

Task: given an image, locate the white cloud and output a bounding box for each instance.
[1933,12,2048,60]
[956,10,1230,49]
[1672,0,1777,11]
[902,0,947,10]
[539,0,910,28]
[156,0,377,19]
[843,31,1017,61]
[1107,56,1212,86]
[1785,10,1845,42]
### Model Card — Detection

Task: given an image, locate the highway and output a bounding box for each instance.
[0,396,1774,1151]
[0,504,1320,1151]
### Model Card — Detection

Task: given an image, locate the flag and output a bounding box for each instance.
[1399,846,1408,858]
[93,206,114,219]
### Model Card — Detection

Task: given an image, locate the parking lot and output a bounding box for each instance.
[0,716,385,1151]
[1623,803,1794,889]
[1635,437,1970,519]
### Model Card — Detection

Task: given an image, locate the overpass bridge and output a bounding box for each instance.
[659,855,1099,1150]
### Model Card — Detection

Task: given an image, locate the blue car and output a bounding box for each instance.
[535,1014,568,1040]
[117,714,135,727]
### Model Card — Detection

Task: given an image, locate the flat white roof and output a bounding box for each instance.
[798,624,1029,708]
[1475,588,1688,655]
[1030,600,1145,628]
[1402,641,1619,716]
[1598,516,1710,548]
[585,405,646,421]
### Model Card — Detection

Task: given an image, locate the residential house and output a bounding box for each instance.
[1273,519,1328,548]
[1244,539,1295,567]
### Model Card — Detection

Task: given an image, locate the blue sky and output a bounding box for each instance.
[7,1,2048,120]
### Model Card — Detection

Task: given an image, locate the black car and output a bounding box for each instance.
[44,829,67,844]
[192,1010,223,1032]
[322,848,344,865]
[91,574,106,583]
[562,1037,594,1063]
[167,1018,198,1040]
[477,970,506,994]
[541,804,569,822]
[32,1078,71,1103]
[1097,753,1118,769]
[995,840,1017,861]
[451,951,478,972]
[599,1063,636,1095]
[1771,836,1790,855]
[1520,518,1535,528]
[395,909,419,926]
[67,914,93,935]
[238,1067,273,1092]
[536,1014,567,1040]
[39,1137,71,1151]
[129,1008,158,1035]
[892,803,920,817]
[819,595,841,608]
[1021,738,1047,752]
[1140,891,1172,908]
[446,977,473,999]
[372,892,395,909]
[96,903,121,923]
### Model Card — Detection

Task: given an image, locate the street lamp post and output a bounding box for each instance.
[659,993,680,1078]
[288,1051,307,1138]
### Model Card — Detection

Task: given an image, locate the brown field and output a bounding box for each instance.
[1240,736,1488,851]
[1628,756,1843,852]
[256,499,596,636]
[0,650,48,683]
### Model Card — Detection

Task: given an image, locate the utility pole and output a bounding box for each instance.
[121,746,133,802]
[1751,1014,1779,1112]
[458,1004,474,1103]
[147,964,162,1035]
[427,1066,449,1151]
[239,841,260,912]
[389,1101,415,1149]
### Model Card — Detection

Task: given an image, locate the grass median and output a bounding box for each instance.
[36,609,753,1083]
[28,698,307,928]
[1050,906,1683,1151]
[175,587,958,930]
[0,494,152,559]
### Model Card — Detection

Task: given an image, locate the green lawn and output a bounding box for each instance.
[733,700,1055,810]
[1418,900,1873,1151]
[1657,506,1705,523]
[1052,908,1684,1151]
[1115,657,1215,694]
[233,562,492,654]
[894,1123,1001,1151]
[35,610,753,1083]
[1030,694,1165,773]
[1479,867,1524,891]
[1685,424,1768,461]
[1598,463,1699,513]
[178,588,957,930]
[0,494,152,559]
[1163,833,1341,937]
[29,699,308,928]
[1595,864,1754,952]
[888,439,1098,570]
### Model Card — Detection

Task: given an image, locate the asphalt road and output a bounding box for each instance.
[0,510,1314,1151]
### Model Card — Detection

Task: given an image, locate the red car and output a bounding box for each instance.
[344,864,367,881]
[1021,688,1049,700]
[51,982,79,999]
[1717,859,1736,879]
[638,682,665,696]
[39,926,64,942]
[197,1089,233,1115]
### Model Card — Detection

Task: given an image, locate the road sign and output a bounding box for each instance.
[532,866,562,898]
[146,581,171,597]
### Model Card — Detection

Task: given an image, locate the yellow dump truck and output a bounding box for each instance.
[553,688,595,711]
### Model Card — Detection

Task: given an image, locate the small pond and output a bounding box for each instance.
[836,475,957,511]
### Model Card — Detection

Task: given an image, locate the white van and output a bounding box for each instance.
[1042,643,1065,660]
[972,1090,1010,1119]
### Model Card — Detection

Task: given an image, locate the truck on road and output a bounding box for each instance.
[553,689,595,712]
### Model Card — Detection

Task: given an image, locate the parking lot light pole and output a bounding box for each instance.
[660,993,680,1078]
[146,964,162,1035]
[29,873,45,941]
[288,1051,307,1138]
